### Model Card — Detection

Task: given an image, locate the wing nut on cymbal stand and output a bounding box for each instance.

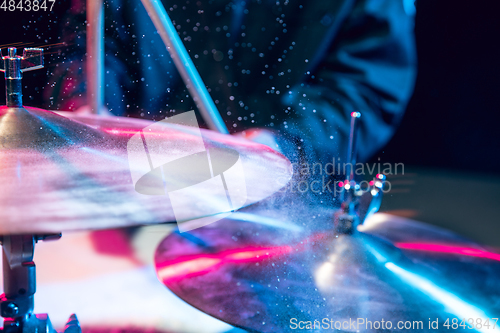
[0,47,43,107]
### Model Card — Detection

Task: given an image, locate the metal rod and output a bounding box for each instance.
[347,111,361,182]
[3,48,23,107]
[140,0,229,134]
[86,0,104,115]
[1,235,36,320]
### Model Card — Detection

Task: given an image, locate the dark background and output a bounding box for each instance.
[380,1,500,175]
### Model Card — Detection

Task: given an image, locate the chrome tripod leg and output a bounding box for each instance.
[0,235,81,333]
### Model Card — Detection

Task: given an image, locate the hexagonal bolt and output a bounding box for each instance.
[2,301,19,317]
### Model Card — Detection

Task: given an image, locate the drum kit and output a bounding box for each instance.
[0,2,499,331]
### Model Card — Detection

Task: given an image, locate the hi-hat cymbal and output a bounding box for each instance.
[0,107,291,234]
[154,212,500,333]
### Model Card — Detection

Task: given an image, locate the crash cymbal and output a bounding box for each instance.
[154,212,500,333]
[0,106,291,234]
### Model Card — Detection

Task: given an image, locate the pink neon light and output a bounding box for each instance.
[157,233,327,283]
[156,245,293,283]
[396,243,500,262]
[101,127,268,150]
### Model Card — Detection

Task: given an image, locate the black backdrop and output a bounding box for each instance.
[380,1,500,174]
[1,0,500,174]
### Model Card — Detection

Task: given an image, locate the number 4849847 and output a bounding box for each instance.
[1,0,56,11]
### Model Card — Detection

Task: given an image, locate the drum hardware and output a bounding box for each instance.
[0,235,80,333]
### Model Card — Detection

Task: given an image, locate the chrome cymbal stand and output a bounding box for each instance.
[0,48,81,333]
[334,112,387,234]
[0,235,80,333]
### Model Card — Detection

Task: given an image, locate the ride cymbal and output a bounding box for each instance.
[0,107,291,233]
[154,213,500,333]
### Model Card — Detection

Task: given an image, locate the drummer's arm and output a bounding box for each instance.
[265,0,417,164]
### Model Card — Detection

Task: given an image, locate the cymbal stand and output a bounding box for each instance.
[0,48,81,333]
[334,112,386,234]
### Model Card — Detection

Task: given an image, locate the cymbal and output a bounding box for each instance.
[0,106,291,234]
[154,212,500,333]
